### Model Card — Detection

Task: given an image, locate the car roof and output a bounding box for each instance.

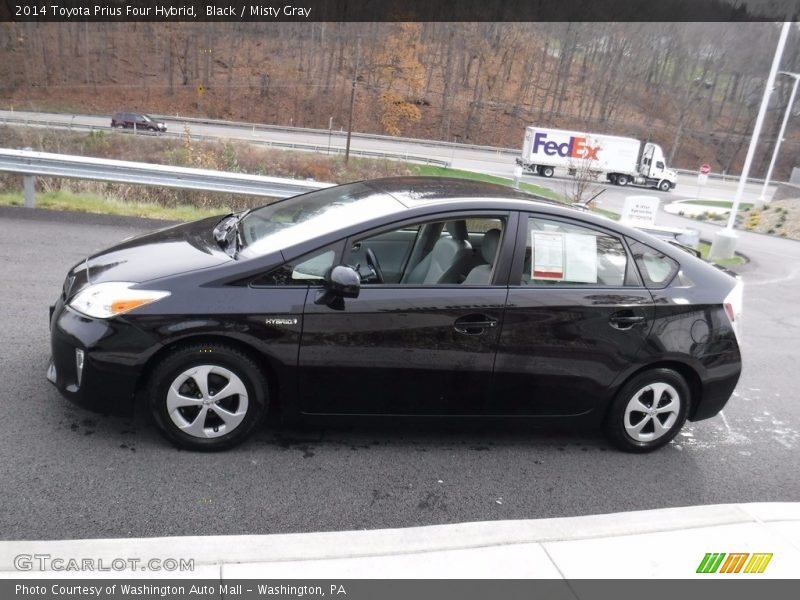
[363,176,549,207]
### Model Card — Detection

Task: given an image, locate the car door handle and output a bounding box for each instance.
[454,314,498,335]
[609,311,646,330]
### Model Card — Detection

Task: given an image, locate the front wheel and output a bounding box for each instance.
[603,368,690,453]
[148,343,268,451]
[658,180,672,192]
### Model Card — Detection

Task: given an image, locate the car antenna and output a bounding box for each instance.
[582,189,605,209]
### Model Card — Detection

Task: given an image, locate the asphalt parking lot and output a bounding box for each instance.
[1,206,798,541]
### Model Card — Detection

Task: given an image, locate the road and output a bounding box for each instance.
[0,109,778,204]
[1,205,798,541]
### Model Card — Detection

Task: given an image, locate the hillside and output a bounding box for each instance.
[2,22,800,178]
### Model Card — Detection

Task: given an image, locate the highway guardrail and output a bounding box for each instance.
[0,148,335,208]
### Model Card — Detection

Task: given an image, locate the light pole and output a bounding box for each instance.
[710,21,791,260]
[757,70,800,202]
[327,116,333,155]
[344,39,361,165]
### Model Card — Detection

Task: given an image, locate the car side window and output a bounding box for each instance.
[350,217,505,286]
[252,245,339,286]
[519,217,630,287]
[628,240,679,288]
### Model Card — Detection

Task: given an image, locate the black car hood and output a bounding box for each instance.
[65,216,232,296]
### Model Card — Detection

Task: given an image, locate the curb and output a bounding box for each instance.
[2,503,799,578]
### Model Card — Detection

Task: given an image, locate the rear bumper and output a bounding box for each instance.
[691,364,741,421]
[48,299,154,415]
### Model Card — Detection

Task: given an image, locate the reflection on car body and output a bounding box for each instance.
[47,177,742,452]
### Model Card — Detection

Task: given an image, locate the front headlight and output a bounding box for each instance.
[69,282,170,319]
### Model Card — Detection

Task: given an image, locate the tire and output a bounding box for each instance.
[658,180,672,192]
[603,368,690,453]
[148,343,268,451]
[608,174,618,185]
[616,174,629,186]
[541,166,554,178]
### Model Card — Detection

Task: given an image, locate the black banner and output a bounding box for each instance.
[4,580,800,600]
[1,0,799,22]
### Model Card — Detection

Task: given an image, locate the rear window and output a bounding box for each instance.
[628,239,679,288]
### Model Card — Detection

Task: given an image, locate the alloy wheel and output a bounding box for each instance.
[166,365,249,439]
[623,382,680,443]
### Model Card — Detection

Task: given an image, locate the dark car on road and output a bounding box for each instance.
[48,178,742,452]
[110,112,167,132]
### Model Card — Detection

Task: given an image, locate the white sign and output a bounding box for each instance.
[621,196,660,227]
[564,233,598,283]
[532,231,598,283]
[697,172,708,186]
[532,232,564,280]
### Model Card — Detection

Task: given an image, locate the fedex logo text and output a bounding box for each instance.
[531,132,601,160]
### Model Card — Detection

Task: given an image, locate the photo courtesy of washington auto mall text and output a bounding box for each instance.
[13,583,347,598]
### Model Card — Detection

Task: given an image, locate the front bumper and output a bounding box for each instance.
[48,299,154,415]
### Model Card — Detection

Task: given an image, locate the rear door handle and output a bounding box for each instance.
[609,311,646,330]
[454,314,498,335]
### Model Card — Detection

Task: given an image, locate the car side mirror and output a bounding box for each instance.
[314,265,360,309]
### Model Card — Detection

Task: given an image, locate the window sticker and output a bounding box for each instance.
[532,231,565,280]
[564,233,598,283]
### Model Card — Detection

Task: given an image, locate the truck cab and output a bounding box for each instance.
[638,143,677,191]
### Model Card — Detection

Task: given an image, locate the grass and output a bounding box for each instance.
[410,165,564,201]
[0,166,616,224]
[698,241,745,267]
[592,207,620,220]
[683,199,754,210]
[0,191,226,221]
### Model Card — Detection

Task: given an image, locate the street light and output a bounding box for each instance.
[710,21,791,260]
[757,70,800,202]
[344,39,361,165]
[327,116,333,155]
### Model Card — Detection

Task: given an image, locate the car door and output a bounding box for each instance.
[298,212,515,416]
[491,213,655,416]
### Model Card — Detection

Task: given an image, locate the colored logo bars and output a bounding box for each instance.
[696,553,773,574]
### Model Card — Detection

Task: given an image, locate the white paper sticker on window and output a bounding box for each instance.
[564,233,598,283]
[532,231,564,280]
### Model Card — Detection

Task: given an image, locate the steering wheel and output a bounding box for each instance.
[365,247,385,284]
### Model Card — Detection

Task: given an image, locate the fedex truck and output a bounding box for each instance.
[516,127,678,191]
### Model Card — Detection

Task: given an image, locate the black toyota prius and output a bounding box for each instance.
[48,177,743,452]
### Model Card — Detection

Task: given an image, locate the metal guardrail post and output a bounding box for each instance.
[23,175,35,208]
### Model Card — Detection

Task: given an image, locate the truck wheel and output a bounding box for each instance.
[616,174,629,186]
[541,166,554,178]
[658,181,672,192]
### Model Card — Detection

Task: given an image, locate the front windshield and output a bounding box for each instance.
[142,114,153,122]
[239,182,403,258]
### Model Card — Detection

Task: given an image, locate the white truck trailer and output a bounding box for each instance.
[516,126,677,191]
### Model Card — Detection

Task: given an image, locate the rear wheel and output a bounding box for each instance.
[148,343,268,451]
[616,174,629,186]
[603,368,690,453]
[540,166,554,178]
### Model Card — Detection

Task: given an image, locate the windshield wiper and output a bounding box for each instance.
[213,209,252,258]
